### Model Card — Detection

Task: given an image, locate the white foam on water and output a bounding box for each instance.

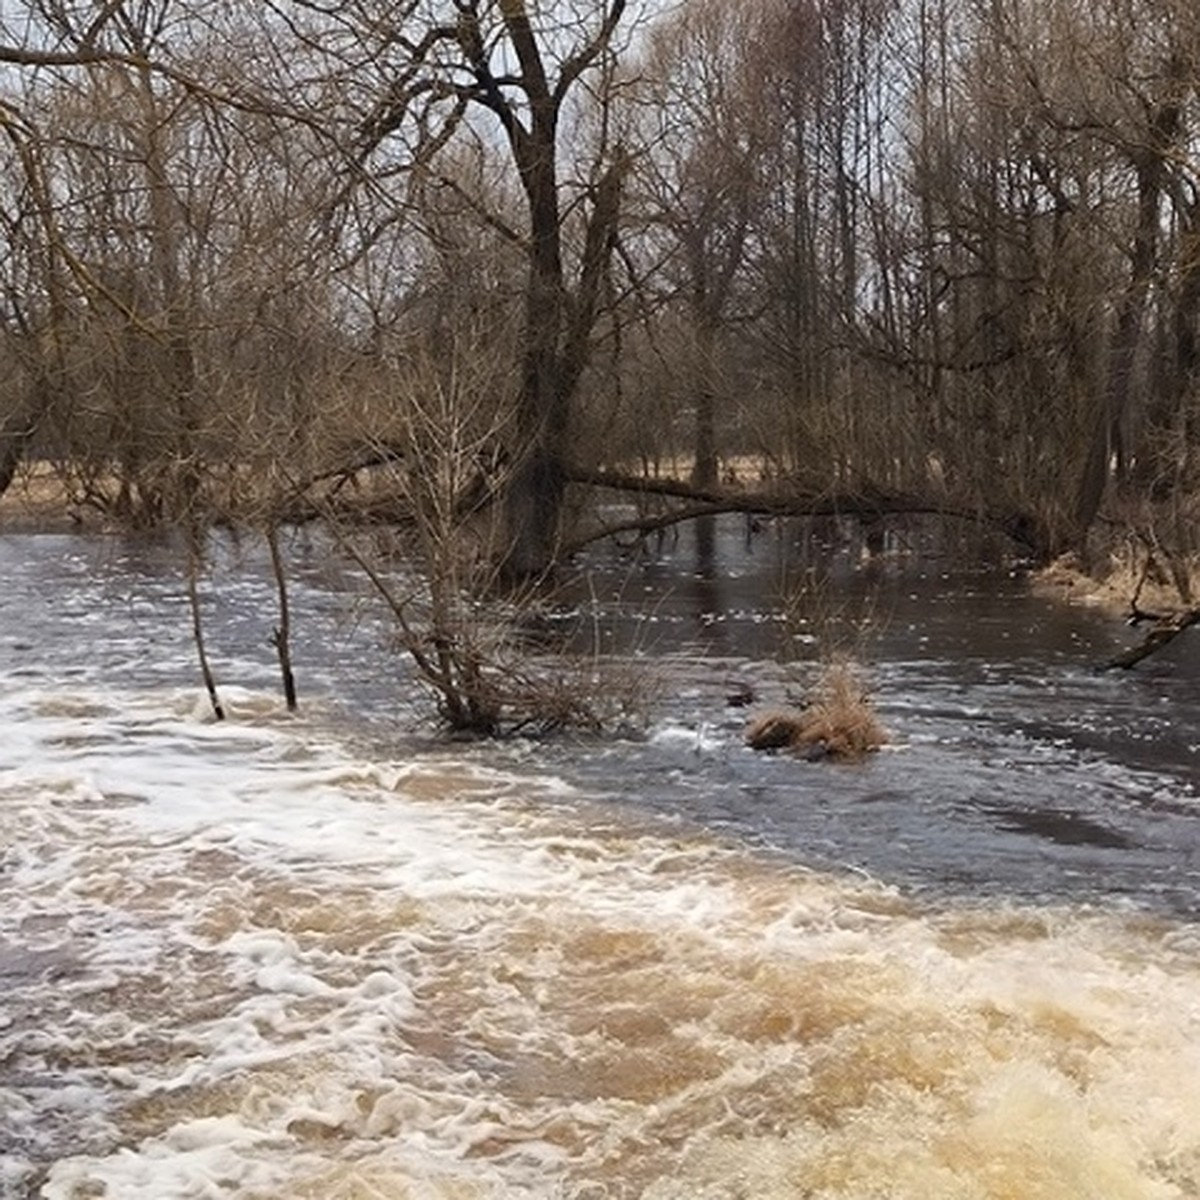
[3,674,1200,1199]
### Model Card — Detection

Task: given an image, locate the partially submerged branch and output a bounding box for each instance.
[186,527,224,721]
[1038,539,1200,670]
[1103,610,1199,670]
[266,524,298,711]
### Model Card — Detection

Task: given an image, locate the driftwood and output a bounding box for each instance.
[1103,609,1200,669]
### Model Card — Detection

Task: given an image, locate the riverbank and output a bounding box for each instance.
[1033,549,1200,620]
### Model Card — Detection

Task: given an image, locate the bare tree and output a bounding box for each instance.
[259,0,635,580]
[0,73,75,500]
[939,0,1200,561]
[632,0,773,490]
[741,0,903,488]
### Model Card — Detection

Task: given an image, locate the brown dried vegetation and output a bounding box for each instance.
[746,662,887,761]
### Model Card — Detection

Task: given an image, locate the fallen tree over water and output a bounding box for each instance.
[560,466,1055,562]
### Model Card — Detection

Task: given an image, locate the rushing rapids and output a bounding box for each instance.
[2,529,1200,1198]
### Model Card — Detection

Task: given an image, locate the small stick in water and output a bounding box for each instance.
[186,526,224,721]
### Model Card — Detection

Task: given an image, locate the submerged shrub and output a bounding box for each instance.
[746,660,886,761]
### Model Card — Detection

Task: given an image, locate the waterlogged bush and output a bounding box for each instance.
[746,660,886,761]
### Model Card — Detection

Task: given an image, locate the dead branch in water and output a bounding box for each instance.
[1104,609,1200,669]
[266,524,297,711]
[186,525,224,720]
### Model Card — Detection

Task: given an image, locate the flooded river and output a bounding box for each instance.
[2,524,1200,1198]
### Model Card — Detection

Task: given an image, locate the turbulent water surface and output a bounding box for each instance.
[2,525,1200,1199]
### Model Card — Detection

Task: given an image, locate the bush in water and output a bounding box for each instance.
[745,661,886,761]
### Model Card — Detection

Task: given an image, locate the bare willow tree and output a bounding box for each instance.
[740,0,904,486]
[0,1,357,712]
[4,4,220,518]
[630,0,774,491]
[0,103,69,500]
[256,0,636,581]
[0,13,112,502]
[886,0,1092,547]
[904,0,1200,572]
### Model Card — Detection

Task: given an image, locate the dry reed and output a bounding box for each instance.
[746,660,886,761]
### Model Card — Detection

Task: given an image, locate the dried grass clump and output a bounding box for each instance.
[746,661,886,761]
[1034,549,1200,617]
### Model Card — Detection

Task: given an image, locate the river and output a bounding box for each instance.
[2,522,1199,1198]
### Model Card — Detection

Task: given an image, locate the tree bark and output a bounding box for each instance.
[500,120,570,582]
[500,145,626,583]
[0,394,42,500]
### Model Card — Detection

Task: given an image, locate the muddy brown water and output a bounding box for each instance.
[2,522,1199,1198]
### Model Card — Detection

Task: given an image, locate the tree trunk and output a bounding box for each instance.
[500,141,625,583]
[692,316,719,490]
[1171,210,1200,482]
[137,60,202,522]
[500,132,569,582]
[0,394,42,500]
[1073,89,1180,544]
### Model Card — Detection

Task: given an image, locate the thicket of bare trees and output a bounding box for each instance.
[3,0,1200,712]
